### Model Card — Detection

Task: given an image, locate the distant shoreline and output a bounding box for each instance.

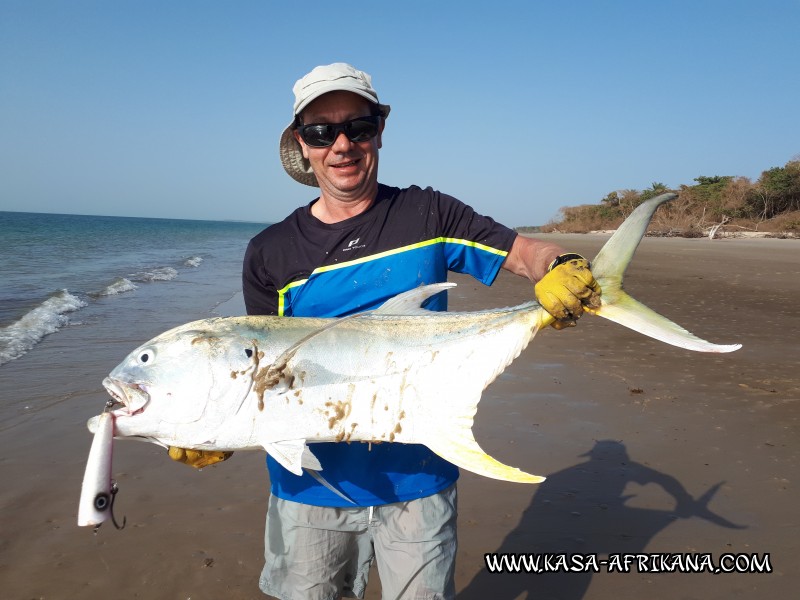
[0,209,271,226]
[521,230,799,240]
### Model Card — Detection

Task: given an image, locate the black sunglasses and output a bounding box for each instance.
[296,115,382,148]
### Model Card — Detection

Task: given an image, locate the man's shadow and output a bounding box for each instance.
[460,440,745,600]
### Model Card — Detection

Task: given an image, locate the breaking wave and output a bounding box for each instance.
[0,290,87,366]
[0,211,268,372]
[1,263,186,365]
[130,266,178,282]
[184,255,203,267]
[90,277,138,298]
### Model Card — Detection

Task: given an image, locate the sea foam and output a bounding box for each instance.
[130,267,178,282]
[0,290,87,365]
[183,256,203,267]
[91,277,138,298]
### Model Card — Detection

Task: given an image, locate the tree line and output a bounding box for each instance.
[535,158,800,236]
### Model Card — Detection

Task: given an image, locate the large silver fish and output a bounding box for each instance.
[78,193,740,526]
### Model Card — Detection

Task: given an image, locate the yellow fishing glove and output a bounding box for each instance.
[168,447,233,469]
[534,253,602,329]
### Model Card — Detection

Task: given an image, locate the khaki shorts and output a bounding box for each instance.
[259,485,457,600]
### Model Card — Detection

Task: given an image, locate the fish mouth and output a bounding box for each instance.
[102,377,150,416]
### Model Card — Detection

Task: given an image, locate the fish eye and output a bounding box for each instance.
[138,349,155,364]
[244,348,253,358]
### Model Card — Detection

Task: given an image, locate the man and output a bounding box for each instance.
[181,63,600,599]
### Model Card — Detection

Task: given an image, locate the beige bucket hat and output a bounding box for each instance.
[279,63,391,187]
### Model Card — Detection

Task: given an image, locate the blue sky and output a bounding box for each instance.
[1,1,798,226]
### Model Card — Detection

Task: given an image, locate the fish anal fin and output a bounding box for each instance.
[424,431,545,484]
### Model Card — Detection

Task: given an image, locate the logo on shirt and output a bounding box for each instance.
[343,237,366,252]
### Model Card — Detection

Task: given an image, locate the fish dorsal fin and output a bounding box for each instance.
[263,440,321,475]
[373,282,456,316]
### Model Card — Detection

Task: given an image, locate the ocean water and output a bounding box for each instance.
[0,211,268,427]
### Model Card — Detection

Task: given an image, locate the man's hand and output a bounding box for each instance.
[168,447,233,468]
[534,254,602,329]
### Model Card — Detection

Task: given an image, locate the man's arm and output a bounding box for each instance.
[243,238,279,316]
[501,234,564,283]
[502,234,602,328]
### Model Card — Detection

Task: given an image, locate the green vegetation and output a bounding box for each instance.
[534,159,800,236]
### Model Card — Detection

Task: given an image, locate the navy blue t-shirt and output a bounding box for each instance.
[242,184,517,506]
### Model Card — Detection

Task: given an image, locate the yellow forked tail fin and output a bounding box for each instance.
[590,193,741,353]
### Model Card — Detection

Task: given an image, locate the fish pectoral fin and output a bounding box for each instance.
[263,440,321,475]
[264,309,373,379]
[262,442,355,504]
[265,284,456,378]
[423,431,545,484]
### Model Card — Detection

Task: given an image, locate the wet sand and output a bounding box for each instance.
[1,235,798,599]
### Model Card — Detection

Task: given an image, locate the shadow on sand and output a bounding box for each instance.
[460,440,744,600]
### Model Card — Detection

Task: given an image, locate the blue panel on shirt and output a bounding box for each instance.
[243,185,518,506]
[270,241,507,506]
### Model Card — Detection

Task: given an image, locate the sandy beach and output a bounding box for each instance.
[0,234,797,599]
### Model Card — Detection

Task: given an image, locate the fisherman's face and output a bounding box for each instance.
[294,91,384,203]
